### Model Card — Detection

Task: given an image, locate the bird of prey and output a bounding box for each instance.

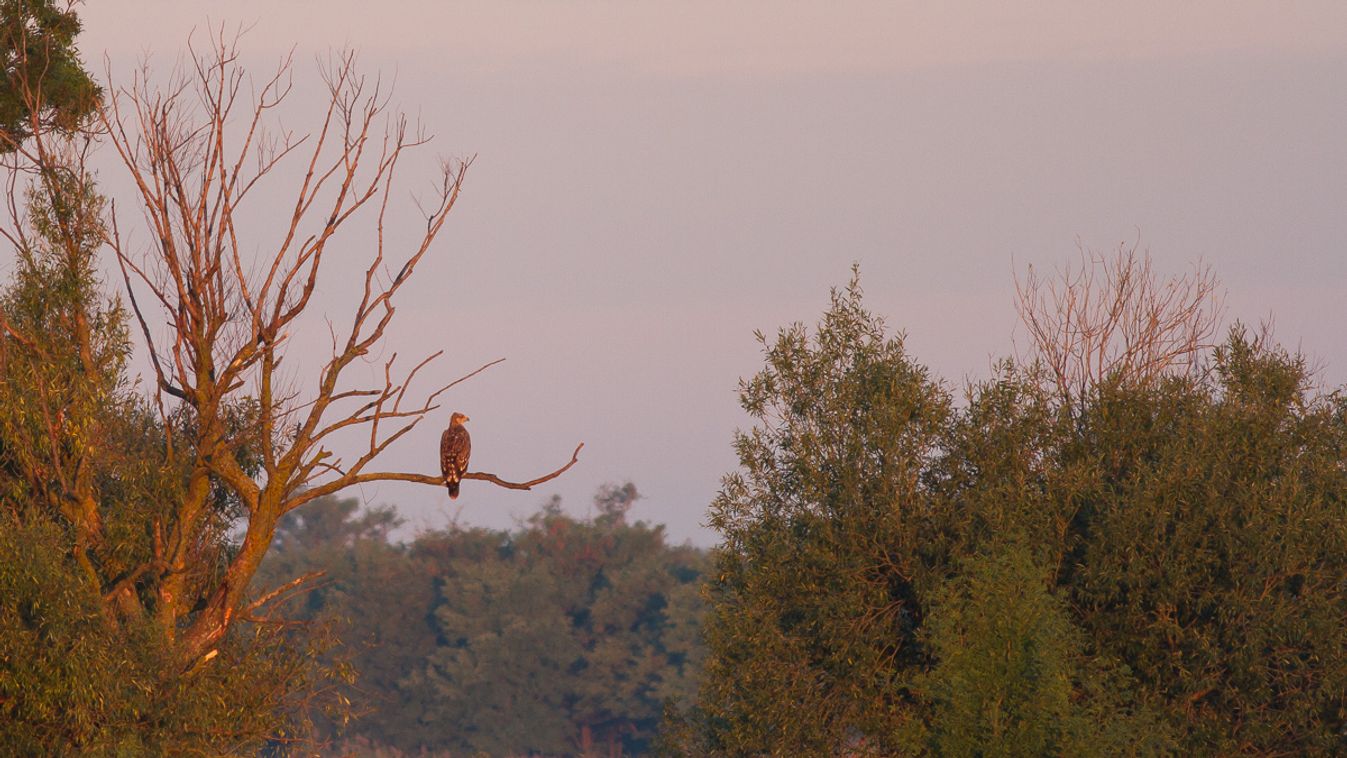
[440,412,471,499]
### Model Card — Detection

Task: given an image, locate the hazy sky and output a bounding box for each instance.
[72,2,1347,543]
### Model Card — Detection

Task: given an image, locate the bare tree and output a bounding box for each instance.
[96,33,581,665]
[1014,241,1224,404]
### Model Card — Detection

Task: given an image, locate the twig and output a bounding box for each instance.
[464,442,586,490]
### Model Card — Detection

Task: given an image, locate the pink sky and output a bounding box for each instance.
[71,3,1347,543]
[87,2,1347,72]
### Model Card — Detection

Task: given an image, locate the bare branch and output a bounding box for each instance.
[288,442,585,510]
[464,443,587,490]
[245,571,327,615]
[1014,241,1224,403]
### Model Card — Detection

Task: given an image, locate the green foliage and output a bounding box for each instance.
[692,271,949,755]
[683,270,1347,756]
[0,0,99,146]
[0,172,128,506]
[1061,330,1347,753]
[0,513,339,755]
[915,544,1171,757]
[259,486,710,756]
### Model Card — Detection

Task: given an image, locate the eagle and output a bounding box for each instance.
[440,412,471,499]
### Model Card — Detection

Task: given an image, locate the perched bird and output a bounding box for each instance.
[440,412,471,499]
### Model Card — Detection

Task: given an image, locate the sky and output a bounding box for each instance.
[68,2,1347,544]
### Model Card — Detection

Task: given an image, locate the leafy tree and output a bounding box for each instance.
[691,271,951,755]
[1060,332,1347,753]
[682,264,1347,755]
[0,0,99,148]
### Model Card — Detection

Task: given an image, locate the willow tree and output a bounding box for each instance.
[685,259,1347,755]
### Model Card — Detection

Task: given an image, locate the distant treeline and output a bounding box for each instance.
[257,484,709,756]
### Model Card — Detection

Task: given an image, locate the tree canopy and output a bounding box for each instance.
[680,265,1347,756]
[0,0,99,148]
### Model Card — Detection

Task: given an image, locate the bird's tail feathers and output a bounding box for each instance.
[447,481,460,499]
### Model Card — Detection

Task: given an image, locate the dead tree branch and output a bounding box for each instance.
[246,571,327,616]
[1014,240,1224,403]
[463,443,586,490]
[288,442,586,508]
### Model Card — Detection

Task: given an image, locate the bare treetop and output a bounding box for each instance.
[1015,242,1224,404]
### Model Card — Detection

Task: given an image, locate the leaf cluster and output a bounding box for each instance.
[0,0,99,147]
